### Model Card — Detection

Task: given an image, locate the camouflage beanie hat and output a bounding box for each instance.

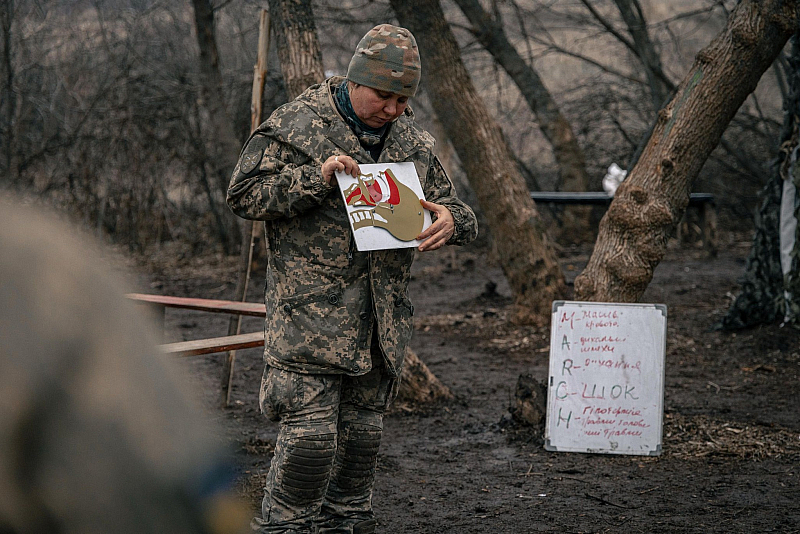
[346,24,421,98]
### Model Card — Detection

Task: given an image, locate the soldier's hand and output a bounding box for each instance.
[417,199,454,252]
[322,155,360,185]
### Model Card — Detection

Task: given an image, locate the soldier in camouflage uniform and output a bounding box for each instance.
[227,24,478,534]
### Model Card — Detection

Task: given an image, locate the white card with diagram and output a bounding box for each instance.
[335,162,432,251]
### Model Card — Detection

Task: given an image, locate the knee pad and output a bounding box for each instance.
[331,423,382,493]
[274,433,337,505]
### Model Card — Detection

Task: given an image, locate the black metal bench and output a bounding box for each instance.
[529,192,716,255]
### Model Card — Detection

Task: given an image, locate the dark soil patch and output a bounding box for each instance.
[132,236,800,534]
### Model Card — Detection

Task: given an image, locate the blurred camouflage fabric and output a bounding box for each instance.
[0,196,249,534]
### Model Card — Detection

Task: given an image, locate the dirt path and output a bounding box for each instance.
[137,239,800,533]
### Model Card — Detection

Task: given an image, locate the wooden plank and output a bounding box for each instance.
[127,293,266,317]
[160,331,265,357]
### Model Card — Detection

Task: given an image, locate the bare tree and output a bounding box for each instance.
[452,0,592,239]
[0,0,14,182]
[453,0,590,196]
[580,0,673,111]
[3,0,786,266]
[0,1,266,250]
[570,0,780,199]
[191,0,242,254]
[390,0,566,324]
[268,0,325,100]
[574,0,799,303]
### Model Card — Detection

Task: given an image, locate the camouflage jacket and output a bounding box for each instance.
[227,77,478,377]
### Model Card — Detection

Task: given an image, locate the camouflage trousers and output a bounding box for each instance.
[253,342,398,534]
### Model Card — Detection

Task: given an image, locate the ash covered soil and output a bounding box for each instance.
[136,235,800,534]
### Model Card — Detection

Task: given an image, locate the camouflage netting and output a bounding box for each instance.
[720,32,800,330]
[783,148,800,323]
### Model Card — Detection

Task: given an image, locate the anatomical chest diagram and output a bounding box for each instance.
[336,162,432,251]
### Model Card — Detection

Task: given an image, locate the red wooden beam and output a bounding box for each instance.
[160,331,265,357]
[127,293,266,317]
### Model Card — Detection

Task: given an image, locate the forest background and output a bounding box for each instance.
[0,0,785,258]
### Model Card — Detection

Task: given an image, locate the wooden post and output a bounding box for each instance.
[700,199,717,257]
[221,9,270,407]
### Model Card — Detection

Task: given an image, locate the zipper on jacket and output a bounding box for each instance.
[347,232,355,264]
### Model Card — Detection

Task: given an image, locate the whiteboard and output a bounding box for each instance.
[545,301,667,456]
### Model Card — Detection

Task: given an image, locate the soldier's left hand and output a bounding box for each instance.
[417,199,454,252]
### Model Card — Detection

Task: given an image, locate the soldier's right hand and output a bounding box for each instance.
[322,155,360,185]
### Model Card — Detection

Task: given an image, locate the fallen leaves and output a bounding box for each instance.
[664,414,800,460]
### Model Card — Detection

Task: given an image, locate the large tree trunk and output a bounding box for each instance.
[574,0,799,303]
[391,0,566,324]
[0,0,17,182]
[268,0,451,402]
[720,32,800,329]
[268,0,325,101]
[191,0,241,253]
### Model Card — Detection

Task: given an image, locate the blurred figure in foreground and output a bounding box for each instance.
[0,196,249,534]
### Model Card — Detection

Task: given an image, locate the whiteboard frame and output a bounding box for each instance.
[544,300,667,456]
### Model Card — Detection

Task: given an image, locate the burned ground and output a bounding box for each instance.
[136,234,799,534]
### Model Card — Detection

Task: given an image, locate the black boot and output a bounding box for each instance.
[352,519,377,534]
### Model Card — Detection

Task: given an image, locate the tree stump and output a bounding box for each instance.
[394,348,453,406]
[510,374,547,428]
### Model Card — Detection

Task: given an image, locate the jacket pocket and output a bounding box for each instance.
[259,365,302,421]
[393,294,414,317]
[280,281,345,314]
[269,280,364,372]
